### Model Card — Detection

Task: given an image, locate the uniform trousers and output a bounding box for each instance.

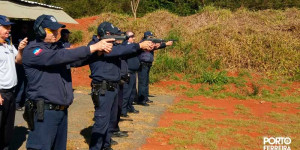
[0,90,16,150]
[90,87,118,150]
[122,72,137,115]
[138,63,151,103]
[26,109,68,150]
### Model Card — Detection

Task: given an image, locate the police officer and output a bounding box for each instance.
[22,14,113,150]
[121,31,139,117]
[58,29,71,48]
[137,31,173,106]
[110,31,137,138]
[0,15,28,150]
[88,22,153,150]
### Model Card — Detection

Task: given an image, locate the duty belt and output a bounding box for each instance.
[44,103,68,111]
[92,80,118,91]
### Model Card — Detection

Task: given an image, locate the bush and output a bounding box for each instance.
[69,30,83,44]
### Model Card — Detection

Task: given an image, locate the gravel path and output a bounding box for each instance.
[10,90,174,150]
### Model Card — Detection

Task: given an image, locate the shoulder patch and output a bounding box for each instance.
[33,48,43,56]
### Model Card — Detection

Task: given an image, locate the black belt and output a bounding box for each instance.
[44,103,68,111]
[92,81,118,91]
[0,87,15,93]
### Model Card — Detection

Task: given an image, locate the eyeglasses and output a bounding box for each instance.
[128,35,135,38]
[45,28,57,34]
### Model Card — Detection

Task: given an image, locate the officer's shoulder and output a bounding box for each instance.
[25,41,48,53]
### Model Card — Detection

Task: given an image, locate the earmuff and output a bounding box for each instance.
[98,27,106,37]
[33,15,47,39]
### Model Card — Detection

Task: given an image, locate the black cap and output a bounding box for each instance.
[144,31,153,38]
[97,22,122,36]
[61,29,71,35]
[36,14,65,30]
[0,15,14,26]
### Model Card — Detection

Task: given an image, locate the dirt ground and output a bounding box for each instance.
[11,89,174,150]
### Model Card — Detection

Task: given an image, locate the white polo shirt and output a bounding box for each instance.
[0,43,18,89]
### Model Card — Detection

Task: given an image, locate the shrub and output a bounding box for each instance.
[69,30,83,44]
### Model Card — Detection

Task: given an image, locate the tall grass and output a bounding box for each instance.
[83,7,299,80]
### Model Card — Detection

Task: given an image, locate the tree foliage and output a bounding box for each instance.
[33,0,300,18]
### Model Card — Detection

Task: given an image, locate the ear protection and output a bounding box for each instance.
[98,27,106,37]
[33,15,47,39]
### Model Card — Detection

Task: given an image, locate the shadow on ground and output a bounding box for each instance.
[80,126,92,145]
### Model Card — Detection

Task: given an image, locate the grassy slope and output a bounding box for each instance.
[72,7,300,80]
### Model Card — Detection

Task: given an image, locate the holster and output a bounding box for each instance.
[36,100,44,121]
[91,80,118,107]
[23,100,35,131]
[120,74,130,85]
[91,84,101,107]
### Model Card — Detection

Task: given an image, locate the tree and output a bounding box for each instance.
[131,0,140,20]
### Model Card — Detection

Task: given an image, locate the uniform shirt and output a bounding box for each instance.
[58,39,71,48]
[88,35,141,83]
[22,40,91,105]
[139,39,166,63]
[0,42,18,89]
[122,40,140,71]
[120,59,128,76]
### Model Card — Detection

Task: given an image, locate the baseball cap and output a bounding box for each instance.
[0,15,14,26]
[97,22,122,36]
[144,31,153,38]
[35,14,65,30]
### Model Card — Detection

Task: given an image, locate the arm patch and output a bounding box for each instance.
[33,48,43,56]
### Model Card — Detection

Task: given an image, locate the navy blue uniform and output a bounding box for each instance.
[138,41,166,104]
[23,40,92,150]
[88,35,141,150]
[58,39,71,48]
[122,41,140,115]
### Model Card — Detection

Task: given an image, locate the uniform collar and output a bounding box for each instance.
[35,40,58,49]
[92,35,100,43]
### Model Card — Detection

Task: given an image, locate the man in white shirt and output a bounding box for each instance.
[0,15,27,150]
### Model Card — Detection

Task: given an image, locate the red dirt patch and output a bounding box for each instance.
[64,16,99,31]
[71,66,91,87]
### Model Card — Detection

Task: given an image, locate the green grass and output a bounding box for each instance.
[198,104,225,111]
[170,107,193,114]
[69,30,83,43]
[234,104,252,115]
[154,113,300,149]
[267,112,300,123]
[167,84,176,91]
[179,85,187,90]
[175,99,202,106]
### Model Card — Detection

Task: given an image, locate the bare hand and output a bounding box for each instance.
[139,41,154,51]
[18,37,28,51]
[154,43,161,49]
[166,41,173,46]
[90,39,115,54]
[0,94,3,105]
